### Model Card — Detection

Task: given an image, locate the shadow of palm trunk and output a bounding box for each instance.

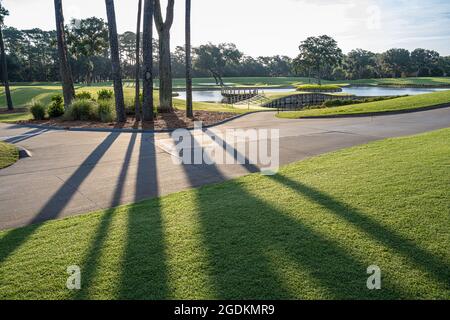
[270,174,450,292]
[0,132,120,264]
[73,133,137,299]
[168,130,406,299]
[117,132,169,299]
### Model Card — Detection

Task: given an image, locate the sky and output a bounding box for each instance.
[2,0,450,57]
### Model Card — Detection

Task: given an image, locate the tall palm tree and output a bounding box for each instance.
[134,0,143,121]
[54,0,75,109]
[0,2,13,110]
[185,0,193,118]
[154,0,175,113]
[105,0,126,122]
[142,0,154,121]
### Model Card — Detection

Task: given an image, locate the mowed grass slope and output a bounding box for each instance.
[278,90,450,118]
[1,128,450,300]
[0,142,19,169]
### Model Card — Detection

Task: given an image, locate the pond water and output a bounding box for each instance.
[176,88,296,102]
[176,86,449,103]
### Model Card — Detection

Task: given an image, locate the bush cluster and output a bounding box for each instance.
[30,100,46,120]
[75,91,93,100]
[97,89,114,101]
[64,98,116,123]
[47,94,65,118]
[97,99,116,123]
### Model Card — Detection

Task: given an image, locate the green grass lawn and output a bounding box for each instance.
[278,90,450,118]
[1,128,449,299]
[0,142,19,169]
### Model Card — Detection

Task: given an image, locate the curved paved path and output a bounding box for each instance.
[1,107,450,230]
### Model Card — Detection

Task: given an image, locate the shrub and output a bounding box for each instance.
[75,91,93,100]
[124,100,134,115]
[30,100,46,120]
[51,94,64,105]
[48,94,65,118]
[323,99,352,108]
[64,99,98,121]
[97,100,116,123]
[97,89,114,101]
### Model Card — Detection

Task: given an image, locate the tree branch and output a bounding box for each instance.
[153,0,164,31]
[153,0,175,32]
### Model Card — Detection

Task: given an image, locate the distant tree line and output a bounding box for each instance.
[1,20,449,84]
[293,35,450,84]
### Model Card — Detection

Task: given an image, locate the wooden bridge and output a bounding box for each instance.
[221,88,260,104]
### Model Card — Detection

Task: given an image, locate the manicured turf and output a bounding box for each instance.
[1,128,449,299]
[0,142,19,169]
[277,90,450,118]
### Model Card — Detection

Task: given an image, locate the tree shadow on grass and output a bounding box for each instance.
[198,129,450,298]
[73,133,137,299]
[170,130,404,299]
[117,132,169,299]
[270,173,450,292]
[0,132,120,264]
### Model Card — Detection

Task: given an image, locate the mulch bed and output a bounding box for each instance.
[16,110,239,131]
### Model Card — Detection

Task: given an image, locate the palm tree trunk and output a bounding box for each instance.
[135,0,142,121]
[158,29,173,113]
[185,0,193,118]
[142,0,154,121]
[54,0,75,109]
[154,0,175,113]
[105,0,126,122]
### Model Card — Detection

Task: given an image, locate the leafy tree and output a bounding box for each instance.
[171,46,185,78]
[258,55,292,77]
[345,49,377,79]
[437,56,450,76]
[67,17,109,84]
[0,0,13,110]
[381,48,411,78]
[105,0,126,122]
[54,0,75,109]
[154,0,175,113]
[411,48,440,77]
[194,43,242,85]
[296,35,343,85]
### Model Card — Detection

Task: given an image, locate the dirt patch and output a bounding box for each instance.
[17,109,239,131]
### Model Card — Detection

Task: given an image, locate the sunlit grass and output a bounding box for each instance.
[0,142,19,169]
